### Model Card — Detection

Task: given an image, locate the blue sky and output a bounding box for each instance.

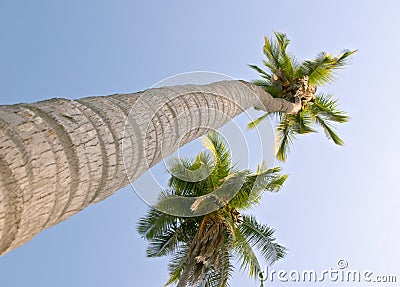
[1,1,399,286]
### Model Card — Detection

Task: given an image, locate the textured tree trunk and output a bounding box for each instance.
[0,80,301,255]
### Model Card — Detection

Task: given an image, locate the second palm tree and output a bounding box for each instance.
[138,132,287,287]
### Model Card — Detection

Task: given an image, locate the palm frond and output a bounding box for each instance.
[299,49,356,85]
[137,208,177,240]
[296,109,317,134]
[273,31,290,52]
[233,227,262,278]
[273,31,296,80]
[248,64,272,81]
[165,243,191,286]
[262,35,281,72]
[229,165,287,210]
[266,172,289,192]
[275,114,297,161]
[190,171,249,214]
[239,216,286,264]
[202,132,233,184]
[250,165,288,194]
[247,113,269,130]
[146,225,181,257]
[310,93,349,123]
[218,246,234,287]
[314,115,345,145]
[167,155,213,197]
[263,85,282,98]
[251,79,271,89]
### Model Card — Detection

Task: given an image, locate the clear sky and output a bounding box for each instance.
[1,1,399,286]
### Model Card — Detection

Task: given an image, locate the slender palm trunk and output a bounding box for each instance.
[0,80,301,255]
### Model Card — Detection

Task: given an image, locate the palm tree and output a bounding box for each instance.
[0,74,299,255]
[248,32,356,161]
[138,132,287,287]
[0,33,354,255]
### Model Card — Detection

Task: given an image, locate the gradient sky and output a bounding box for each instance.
[1,1,399,286]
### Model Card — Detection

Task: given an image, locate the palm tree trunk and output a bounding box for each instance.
[0,80,301,255]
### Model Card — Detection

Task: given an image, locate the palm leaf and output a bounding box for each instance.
[296,109,317,134]
[146,225,180,257]
[263,35,281,72]
[263,85,282,98]
[247,113,269,130]
[167,155,213,197]
[229,165,287,209]
[165,243,191,286]
[248,64,272,81]
[239,216,286,264]
[275,114,297,161]
[137,208,177,239]
[233,227,262,278]
[273,31,296,80]
[299,49,356,85]
[202,132,233,183]
[189,171,248,214]
[310,93,349,123]
[314,115,345,145]
[266,173,289,192]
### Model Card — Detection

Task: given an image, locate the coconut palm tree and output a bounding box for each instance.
[248,32,356,161]
[0,72,300,255]
[138,132,287,287]
[0,32,354,255]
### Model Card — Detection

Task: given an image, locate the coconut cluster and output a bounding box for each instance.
[272,69,317,107]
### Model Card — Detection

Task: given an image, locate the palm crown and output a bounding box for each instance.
[137,132,287,287]
[249,32,356,161]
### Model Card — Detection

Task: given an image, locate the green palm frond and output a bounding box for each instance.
[239,216,286,264]
[310,93,349,123]
[274,31,290,52]
[233,227,262,278]
[247,113,269,130]
[167,155,213,197]
[165,244,190,286]
[264,85,282,98]
[299,49,356,86]
[189,171,248,214]
[251,78,270,88]
[314,115,345,145]
[146,225,181,257]
[250,165,288,193]
[137,208,177,240]
[273,32,296,80]
[229,165,287,210]
[262,35,282,73]
[275,114,297,162]
[266,172,289,192]
[296,109,317,134]
[308,93,348,145]
[248,64,271,81]
[202,132,233,184]
[218,246,234,287]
